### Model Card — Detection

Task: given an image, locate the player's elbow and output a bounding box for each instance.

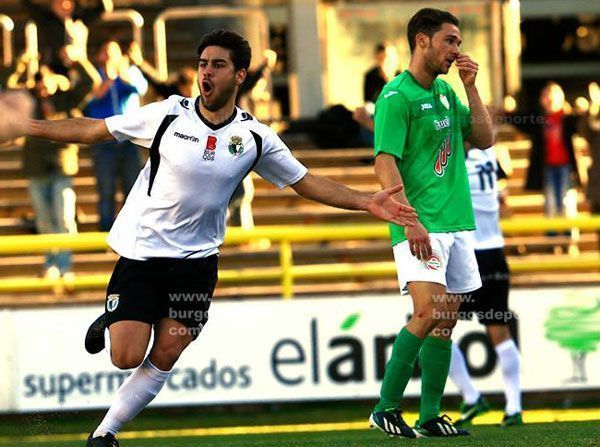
[290,173,316,199]
[482,135,495,149]
[470,134,494,150]
[82,119,114,144]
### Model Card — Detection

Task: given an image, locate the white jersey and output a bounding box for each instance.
[466,148,504,250]
[105,96,308,260]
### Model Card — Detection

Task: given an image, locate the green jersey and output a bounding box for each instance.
[374,71,475,245]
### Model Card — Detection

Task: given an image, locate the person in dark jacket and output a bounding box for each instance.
[19,46,96,279]
[127,41,196,99]
[22,0,113,76]
[525,82,580,217]
[359,42,399,146]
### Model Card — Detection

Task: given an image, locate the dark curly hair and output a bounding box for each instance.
[197,29,251,71]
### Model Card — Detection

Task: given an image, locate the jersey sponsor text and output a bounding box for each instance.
[174,132,199,143]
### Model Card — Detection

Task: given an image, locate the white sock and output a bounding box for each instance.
[449,342,481,405]
[93,357,171,437]
[495,339,522,415]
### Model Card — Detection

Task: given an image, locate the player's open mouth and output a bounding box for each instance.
[201,80,213,97]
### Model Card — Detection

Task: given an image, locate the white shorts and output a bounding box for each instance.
[392,231,481,295]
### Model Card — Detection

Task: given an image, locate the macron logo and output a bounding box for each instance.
[383,91,398,99]
[174,132,199,143]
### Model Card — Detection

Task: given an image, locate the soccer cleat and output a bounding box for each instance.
[455,396,490,427]
[84,313,106,355]
[414,414,470,437]
[369,409,417,438]
[86,432,120,447]
[500,412,523,427]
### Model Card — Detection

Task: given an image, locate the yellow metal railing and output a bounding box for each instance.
[101,9,145,48]
[153,6,269,81]
[1,217,600,299]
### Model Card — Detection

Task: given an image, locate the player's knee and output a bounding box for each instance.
[413,304,445,326]
[111,350,145,370]
[152,340,187,368]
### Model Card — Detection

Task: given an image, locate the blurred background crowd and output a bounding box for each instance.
[0,0,597,291]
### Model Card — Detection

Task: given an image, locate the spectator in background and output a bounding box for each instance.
[364,42,399,104]
[236,49,277,107]
[22,0,113,76]
[127,42,197,99]
[358,42,400,146]
[24,70,77,280]
[12,27,97,281]
[85,39,148,231]
[580,82,600,215]
[525,82,579,219]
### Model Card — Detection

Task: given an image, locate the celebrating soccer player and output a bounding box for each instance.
[3,30,417,447]
[369,8,493,438]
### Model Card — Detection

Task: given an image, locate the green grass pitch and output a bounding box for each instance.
[1,403,598,447]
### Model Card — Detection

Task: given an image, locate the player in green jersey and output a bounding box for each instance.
[368,8,493,439]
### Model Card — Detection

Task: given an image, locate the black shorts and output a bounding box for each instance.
[104,255,218,339]
[458,248,515,325]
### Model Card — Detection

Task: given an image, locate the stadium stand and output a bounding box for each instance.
[0,1,597,306]
[0,129,597,307]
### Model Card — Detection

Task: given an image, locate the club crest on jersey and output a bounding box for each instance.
[439,94,450,110]
[107,294,120,312]
[203,135,217,161]
[228,135,244,155]
[434,136,452,177]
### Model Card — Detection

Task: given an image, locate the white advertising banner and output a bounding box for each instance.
[1,287,599,412]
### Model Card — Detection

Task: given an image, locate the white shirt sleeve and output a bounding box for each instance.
[253,128,308,189]
[104,97,176,148]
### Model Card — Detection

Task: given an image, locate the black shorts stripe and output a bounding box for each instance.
[148,114,179,196]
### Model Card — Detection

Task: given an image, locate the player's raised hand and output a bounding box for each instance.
[128,42,144,67]
[367,184,418,227]
[455,54,478,87]
[65,20,89,61]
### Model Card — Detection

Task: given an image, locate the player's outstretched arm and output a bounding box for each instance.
[290,172,417,227]
[26,117,114,144]
[0,91,34,143]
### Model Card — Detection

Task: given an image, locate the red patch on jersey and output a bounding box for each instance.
[206,135,217,151]
[434,136,452,177]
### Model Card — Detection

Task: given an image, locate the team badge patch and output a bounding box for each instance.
[107,294,120,312]
[228,135,244,155]
[439,94,450,110]
[203,135,217,161]
[424,251,442,271]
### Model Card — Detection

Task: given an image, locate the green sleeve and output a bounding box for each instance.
[456,95,472,140]
[374,92,409,160]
